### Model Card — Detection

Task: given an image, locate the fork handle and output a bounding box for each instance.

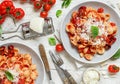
[68,76,77,84]
[63,78,70,84]
[64,70,77,84]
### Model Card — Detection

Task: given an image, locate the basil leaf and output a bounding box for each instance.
[62,0,72,8]
[48,37,56,46]
[91,26,99,38]
[65,0,72,8]
[111,49,120,60]
[62,0,67,8]
[0,25,2,35]
[5,71,14,81]
[56,10,62,18]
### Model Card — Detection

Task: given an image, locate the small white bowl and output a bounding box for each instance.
[82,68,101,84]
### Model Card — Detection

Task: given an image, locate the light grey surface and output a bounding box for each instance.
[0,0,120,84]
[60,0,120,64]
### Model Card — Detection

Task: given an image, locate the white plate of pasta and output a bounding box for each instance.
[60,0,120,64]
[0,43,44,84]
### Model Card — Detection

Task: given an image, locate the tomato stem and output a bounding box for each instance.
[8,15,16,27]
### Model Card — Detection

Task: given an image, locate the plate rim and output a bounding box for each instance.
[60,0,120,64]
[0,42,45,84]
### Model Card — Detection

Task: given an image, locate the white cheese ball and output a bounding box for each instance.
[30,17,44,33]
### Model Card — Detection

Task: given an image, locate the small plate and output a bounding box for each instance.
[0,43,45,84]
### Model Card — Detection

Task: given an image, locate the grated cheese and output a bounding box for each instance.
[80,17,108,45]
[83,69,100,84]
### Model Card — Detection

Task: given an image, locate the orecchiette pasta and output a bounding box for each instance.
[66,6,117,60]
[0,45,38,84]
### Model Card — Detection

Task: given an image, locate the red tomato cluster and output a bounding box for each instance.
[32,0,56,18]
[0,1,25,24]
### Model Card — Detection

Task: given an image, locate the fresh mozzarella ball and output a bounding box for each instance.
[30,17,45,33]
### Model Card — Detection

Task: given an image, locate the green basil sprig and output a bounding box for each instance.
[5,70,14,81]
[62,0,72,8]
[48,37,56,46]
[56,10,62,18]
[111,49,120,60]
[91,26,99,38]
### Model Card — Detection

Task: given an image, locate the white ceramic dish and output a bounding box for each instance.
[82,68,101,84]
[0,43,45,84]
[60,0,120,64]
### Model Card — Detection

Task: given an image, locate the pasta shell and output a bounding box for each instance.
[80,53,84,58]
[78,44,86,49]
[84,54,93,61]
[83,47,89,53]
[97,47,105,55]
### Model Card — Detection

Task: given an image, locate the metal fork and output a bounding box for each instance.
[49,50,77,84]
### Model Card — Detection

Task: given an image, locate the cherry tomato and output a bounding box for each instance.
[42,0,48,2]
[0,63,7,69]
[55,44,64,52]
[0,14,6,24]
[8,45,15,57]
[110,22,116,26]
[34,1,43,9]
[13,8,25,20]
[0,46,5,51]
[79,6,86,12]
[8,45,14,50]
[40,11,48,18]
[97,8,104,13]
[78,6,86,16]
[0,46,6,56]
[0,1,15,15]
[0,51,5,56]
[106,35,116,45]
[108,65,119,73]
[0,79,5,84]
[43,3,51,12]
[48,0,56,6]
[18,78,25,84]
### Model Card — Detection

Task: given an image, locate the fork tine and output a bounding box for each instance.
[56,54,64,65]
[49,50,63,66]
[54,53,63,66]
[49,50,57,63]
